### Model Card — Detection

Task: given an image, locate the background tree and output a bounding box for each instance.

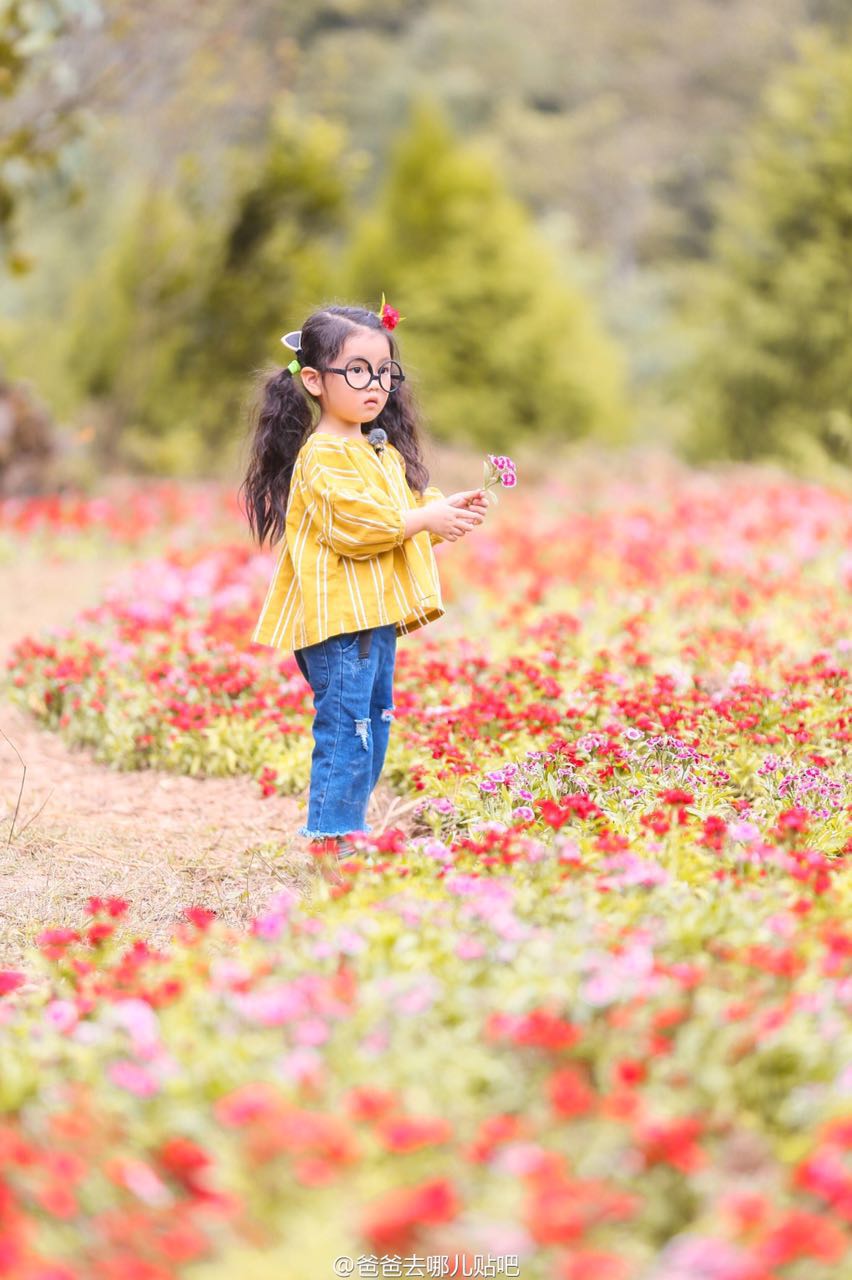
[61,109,352,474]
[681,29,852,471]
[345,102,628,451]
[6,1,852,474]
[184,109,353,466]
[1,0,104,270]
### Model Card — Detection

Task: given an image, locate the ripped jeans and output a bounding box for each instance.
[294,624,397,841]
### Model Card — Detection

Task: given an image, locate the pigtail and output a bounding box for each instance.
[239,365,314,547]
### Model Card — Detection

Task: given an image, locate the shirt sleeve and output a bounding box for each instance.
[415,484,446,547]
[301,444,406,560]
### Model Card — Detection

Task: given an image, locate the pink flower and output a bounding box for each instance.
[727,820,759,843]
[489,455,515,472]
[108,1059,160,1097]
[278,1046,324,1085]
[294,1017,331,1045]
[456,936,486,960]
[483,454,518,499]
[44,999,79,1033]
[251,907,289,941]
[110,999,162,1059]
[234,984,307,1026]
[110,1157,171,1205]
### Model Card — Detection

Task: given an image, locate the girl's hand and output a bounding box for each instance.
[425,495,486,541]
[447,489,489,522]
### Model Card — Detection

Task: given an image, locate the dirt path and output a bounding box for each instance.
[0,554,406,964]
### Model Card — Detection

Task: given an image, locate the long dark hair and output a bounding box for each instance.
[240,304,432,547]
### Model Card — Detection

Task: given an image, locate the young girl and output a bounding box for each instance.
[241,302,489,866]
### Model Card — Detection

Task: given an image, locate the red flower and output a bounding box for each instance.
[157,1136,213,1191]
[548,1065,596,1118]
[344,1085,400,1122]
[464,1113,526,1162]
[84,894,128,918]
[559,1252,632,1280]
[770,806,812,848]
[158,1218,211,1263]
[540,795,602,828]
[36,927,80,959]
[527,1174,638,1245]
[636,1115,706,1173]
[375,1115,454,1152]
[214,1082,281,1127]
[699,814,727,850]
[380,303,401,330]
[759,1209,846,1265]
[34,1181,78,1219]
[614,1058,646,1087]
[360,1177,459,1252]
[486,1007,582,1052]
[182,906,217,930]
[660,788,694,806]
[0,971,26,996]
[292,1155,340,1185]
[720,1189,770,1232]
[86,922,115,945]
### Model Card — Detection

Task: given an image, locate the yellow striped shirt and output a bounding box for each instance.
[251,432,447,652]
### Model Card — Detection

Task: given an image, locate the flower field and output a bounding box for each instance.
[1,457,851,1280]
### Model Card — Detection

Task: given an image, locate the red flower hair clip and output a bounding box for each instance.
[377,292,404,331]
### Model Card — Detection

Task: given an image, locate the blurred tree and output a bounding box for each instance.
[181,108,356,469]
[8,0,852,475]
[63,178,214,472]
[682,29,852,470]
[21,0,852,276]
[0,0,103,270]
[295,0,852,271]
[345,102,628,451]
[61,108,353,474]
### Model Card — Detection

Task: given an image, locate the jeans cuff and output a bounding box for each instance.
[297,824,373,839]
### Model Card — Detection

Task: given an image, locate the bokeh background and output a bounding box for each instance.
[2,0,852,491]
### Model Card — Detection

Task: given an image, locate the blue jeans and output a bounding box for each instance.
[294,624,397,840]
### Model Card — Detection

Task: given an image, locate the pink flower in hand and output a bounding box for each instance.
[482,454,517,502]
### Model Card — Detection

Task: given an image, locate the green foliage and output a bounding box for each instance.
[0,0,102,269]
[62,179,216,473]
[59,109,352,474]
[682,30,852,472]
[183,108,355,460]
[345,102,628,450]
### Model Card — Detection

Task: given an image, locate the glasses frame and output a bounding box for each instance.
[320,357,406,394]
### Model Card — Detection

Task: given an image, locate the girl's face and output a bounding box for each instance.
[301,328,396,427]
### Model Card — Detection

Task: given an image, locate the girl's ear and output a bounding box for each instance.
[300,366,322,397]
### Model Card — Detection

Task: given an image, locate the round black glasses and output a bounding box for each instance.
[321,358,405,393]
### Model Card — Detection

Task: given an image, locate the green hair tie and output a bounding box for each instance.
[287,358,301,375]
